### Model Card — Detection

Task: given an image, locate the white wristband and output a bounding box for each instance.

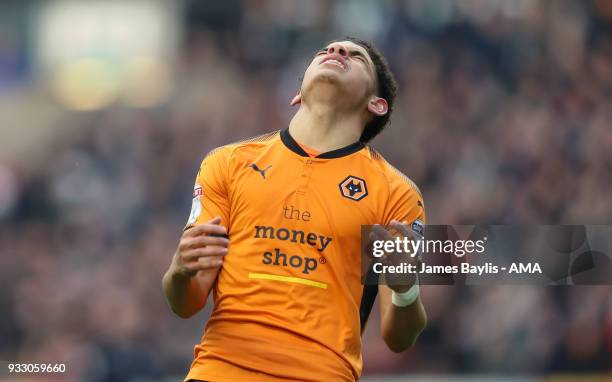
[391,283,420,307]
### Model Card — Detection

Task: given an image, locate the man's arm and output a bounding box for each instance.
[162,217,228,318]
[376,163,427,352]
[371,220,427,352]
[378,284,427,352]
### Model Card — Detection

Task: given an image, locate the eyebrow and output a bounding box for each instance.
[349,49,367,59]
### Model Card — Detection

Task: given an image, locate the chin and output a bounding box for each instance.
[302,71,356,103]
[308,70,355,95]
[312,70,342,84]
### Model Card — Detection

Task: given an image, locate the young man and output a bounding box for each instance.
[163,37,427,382]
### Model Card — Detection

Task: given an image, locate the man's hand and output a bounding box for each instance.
[369,219,421,293]
[163,217,228,318]
[172,216,229,279]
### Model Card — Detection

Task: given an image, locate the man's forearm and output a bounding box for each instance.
[163,220,228,318]
[379,286,427,352]
[162,257,211,318]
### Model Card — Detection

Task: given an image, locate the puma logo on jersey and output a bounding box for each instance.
[250,163,272,179]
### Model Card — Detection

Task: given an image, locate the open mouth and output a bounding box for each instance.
[321,55,346,70]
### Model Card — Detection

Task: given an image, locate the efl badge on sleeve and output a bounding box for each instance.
[193,185,203,197]
[187,185,203,225]
[411,219,424,261]
[411,219,424,238]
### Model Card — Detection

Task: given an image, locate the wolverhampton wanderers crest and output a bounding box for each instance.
[339,175,368,201]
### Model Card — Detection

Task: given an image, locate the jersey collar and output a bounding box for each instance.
[280,129,365,159]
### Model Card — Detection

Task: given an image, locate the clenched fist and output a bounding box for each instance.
[368,219,421,293]
[172,216,229,278]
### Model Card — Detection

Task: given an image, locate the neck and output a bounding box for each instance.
[288,100,363,152]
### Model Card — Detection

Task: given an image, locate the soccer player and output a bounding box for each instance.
[162,37,427,382]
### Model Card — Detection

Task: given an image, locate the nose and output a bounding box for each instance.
[327,43,349,57]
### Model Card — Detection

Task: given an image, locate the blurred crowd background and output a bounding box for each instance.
[1,0,611,381]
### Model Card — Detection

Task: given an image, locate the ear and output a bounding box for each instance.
[367,96,388,116]
[290,92,302,106]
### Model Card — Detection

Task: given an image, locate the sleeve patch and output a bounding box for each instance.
[412,219,424,237]
[193,185,203,197]
[187,184,203,225]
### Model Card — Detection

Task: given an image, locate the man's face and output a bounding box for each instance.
[300,40,377,109]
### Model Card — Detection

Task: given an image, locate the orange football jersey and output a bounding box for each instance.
[183,129,425,382]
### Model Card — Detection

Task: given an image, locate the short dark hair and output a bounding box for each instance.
[329,37,397,143]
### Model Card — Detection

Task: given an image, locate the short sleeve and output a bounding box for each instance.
[185,147,231,229]
[381,170,426,227]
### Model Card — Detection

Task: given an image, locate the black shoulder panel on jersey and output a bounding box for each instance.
[202,130,280,161]
[367,146,382,160]
[388,164,423,200]
[235,130,280,144]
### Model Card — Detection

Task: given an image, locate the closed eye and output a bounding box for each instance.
[314,47,369,66]
[349,51,367,62]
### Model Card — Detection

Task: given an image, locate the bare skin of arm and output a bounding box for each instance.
[162,217,229,318]
[378,284,427,352]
